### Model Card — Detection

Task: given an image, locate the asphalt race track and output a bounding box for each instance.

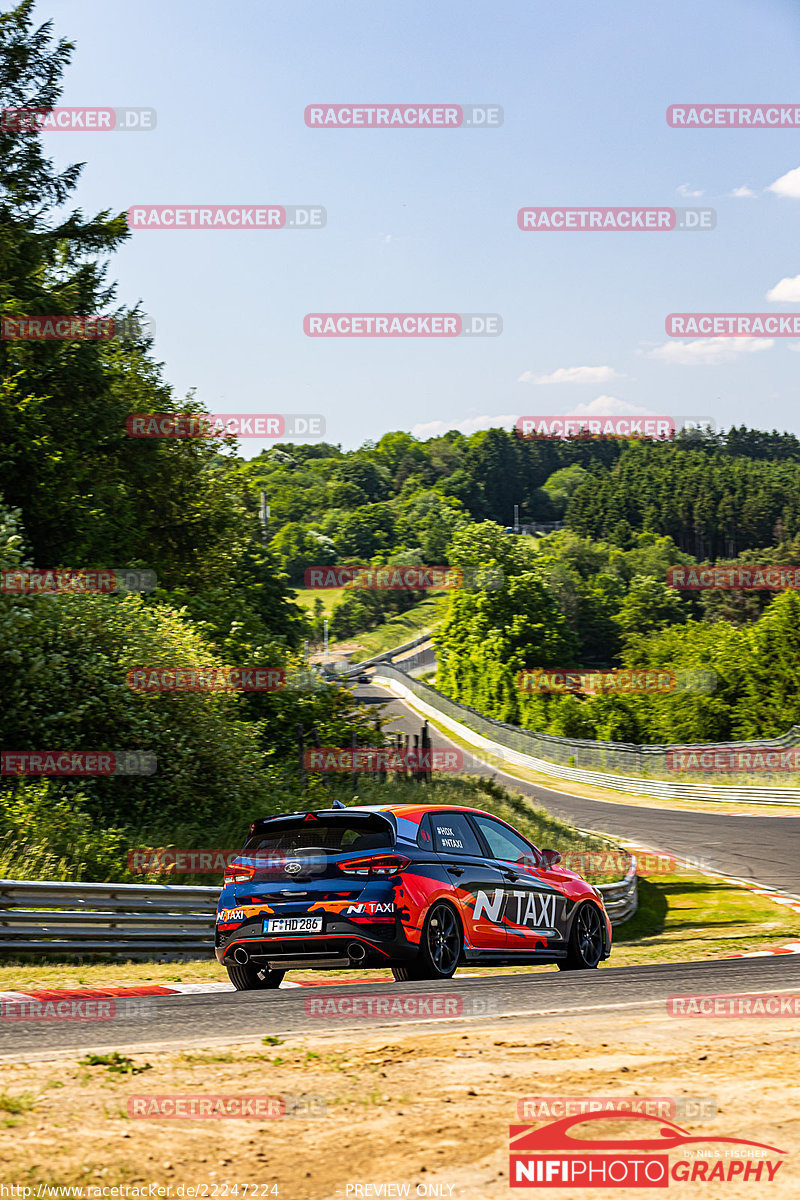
[1,676,798,1062]
[357,680,800,895]
[2,956,800,1060]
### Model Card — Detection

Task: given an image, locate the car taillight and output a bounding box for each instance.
[224,863,256,885]
[337,854,411,877]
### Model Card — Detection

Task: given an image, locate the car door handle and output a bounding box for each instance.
[447,866,464,877]
[502,869,520,881]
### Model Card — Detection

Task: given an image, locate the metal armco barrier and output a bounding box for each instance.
[0,861,637,956]
[335,630,435,678]
[374,667,800,804]
[596,860,638,926]
[0,879,218,955]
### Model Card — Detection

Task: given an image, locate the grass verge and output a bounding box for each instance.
[291,586,347,617]
[345,594,445,662]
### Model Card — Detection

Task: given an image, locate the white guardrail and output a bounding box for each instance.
[373,668,800,805]
[0,860,636,956]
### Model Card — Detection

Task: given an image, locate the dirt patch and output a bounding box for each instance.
[0,1009,798,1198]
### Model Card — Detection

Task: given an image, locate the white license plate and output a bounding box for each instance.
[263,916,323,934]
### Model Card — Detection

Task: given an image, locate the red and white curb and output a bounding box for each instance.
[0,973,492,1006]
[0,977,404,1004]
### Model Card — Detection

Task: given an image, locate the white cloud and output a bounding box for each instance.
[518,365,622,385]
[677,183,704,198]
[410,414,519,438]
[768,166,800,199]
[729,185,757,198]
[648,338,774,365]
[565,395,654,417]
[766,274,800,302]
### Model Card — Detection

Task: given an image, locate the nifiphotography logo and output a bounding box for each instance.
[509,1110,786,1187]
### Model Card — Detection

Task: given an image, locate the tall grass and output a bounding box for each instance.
[0,772,628,885]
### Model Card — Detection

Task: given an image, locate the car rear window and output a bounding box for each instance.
[244,816,393,855]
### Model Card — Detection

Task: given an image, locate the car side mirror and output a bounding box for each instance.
[541,848,562,869]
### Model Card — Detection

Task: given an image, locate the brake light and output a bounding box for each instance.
[337,854,411,877]
[224,862,256,885]
[348,914,396,924]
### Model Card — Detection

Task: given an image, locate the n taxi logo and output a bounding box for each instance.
[474,889,557,932]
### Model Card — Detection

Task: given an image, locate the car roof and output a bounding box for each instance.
[345,802,508,825]
[251,804,525,836]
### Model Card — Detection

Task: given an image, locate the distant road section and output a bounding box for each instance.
[357,680,800,896]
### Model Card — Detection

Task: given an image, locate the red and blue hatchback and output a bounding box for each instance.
[215,803,612,989]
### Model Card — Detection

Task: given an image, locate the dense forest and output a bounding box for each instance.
[2,3,800,884]
[252,424,800,572]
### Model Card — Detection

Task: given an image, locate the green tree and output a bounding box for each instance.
[734,592,800,739]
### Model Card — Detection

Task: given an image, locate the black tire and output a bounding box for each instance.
[391,901,462,982]
[225,961,286,991]
[558,902,604,971]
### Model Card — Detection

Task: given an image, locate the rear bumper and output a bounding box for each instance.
[216,930,417,969]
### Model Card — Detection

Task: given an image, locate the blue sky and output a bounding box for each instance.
[39,0,800,452]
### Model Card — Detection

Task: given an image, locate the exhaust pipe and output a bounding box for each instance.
[233,947,249,965]
[347,942,367,964]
